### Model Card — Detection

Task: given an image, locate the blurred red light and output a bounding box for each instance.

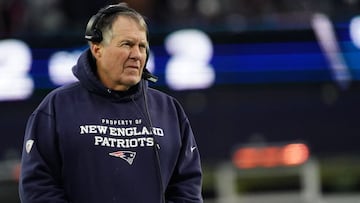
[232,147,259,169]
[232,143,310,169]
[12,163,21,182]
[261,146,281,168]
[282,143,310,166]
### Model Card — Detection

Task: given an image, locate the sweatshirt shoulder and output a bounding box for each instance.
[35,82,82,111]
[43,82,82,99]
[147,87,177,103]
[147,87,186,115]
[50,82,83,96]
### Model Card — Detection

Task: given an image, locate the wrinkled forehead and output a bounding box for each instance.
[113,12,148,33]
[111,16,148,41]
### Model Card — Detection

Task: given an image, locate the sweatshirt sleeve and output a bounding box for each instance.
[165,117,203,203]
[19,110,69,203]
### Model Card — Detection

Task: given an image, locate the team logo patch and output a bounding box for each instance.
[109,151,136,165]
[25,139,34,154]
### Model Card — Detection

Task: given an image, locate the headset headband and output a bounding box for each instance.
[84,4,136,43]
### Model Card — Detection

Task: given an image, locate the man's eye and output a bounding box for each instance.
[139,45,147,50]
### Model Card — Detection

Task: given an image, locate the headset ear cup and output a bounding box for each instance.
[92,28,103,43]
[85,15,97,42]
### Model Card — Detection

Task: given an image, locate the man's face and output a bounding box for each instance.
[92,16,148,91]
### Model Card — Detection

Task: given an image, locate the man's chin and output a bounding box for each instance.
[124,77,141,86]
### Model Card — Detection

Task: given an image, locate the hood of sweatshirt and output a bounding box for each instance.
[72,48,143,101]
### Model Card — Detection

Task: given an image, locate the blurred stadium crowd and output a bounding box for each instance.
[1,0,360,36]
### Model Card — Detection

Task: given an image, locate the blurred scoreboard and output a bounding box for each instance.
[1,14,360,101]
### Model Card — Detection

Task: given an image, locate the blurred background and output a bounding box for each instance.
[1,0,360,202]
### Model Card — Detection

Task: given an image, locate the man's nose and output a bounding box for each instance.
[129,46,142,60]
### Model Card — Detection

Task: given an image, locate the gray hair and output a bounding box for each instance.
[95,4,148,45]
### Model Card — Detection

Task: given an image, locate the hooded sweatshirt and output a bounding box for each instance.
[19,49,203,203]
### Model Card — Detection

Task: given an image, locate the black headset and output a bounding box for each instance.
[84,3,158,83]
[85,3,133,43]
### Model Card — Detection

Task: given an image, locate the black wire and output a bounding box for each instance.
[131,80,165,203]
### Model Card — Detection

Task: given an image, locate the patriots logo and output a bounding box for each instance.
[109,151,136,165]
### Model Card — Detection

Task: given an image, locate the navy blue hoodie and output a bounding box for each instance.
[19,49,203,203]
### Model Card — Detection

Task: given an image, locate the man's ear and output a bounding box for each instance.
[90,43,102,59]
